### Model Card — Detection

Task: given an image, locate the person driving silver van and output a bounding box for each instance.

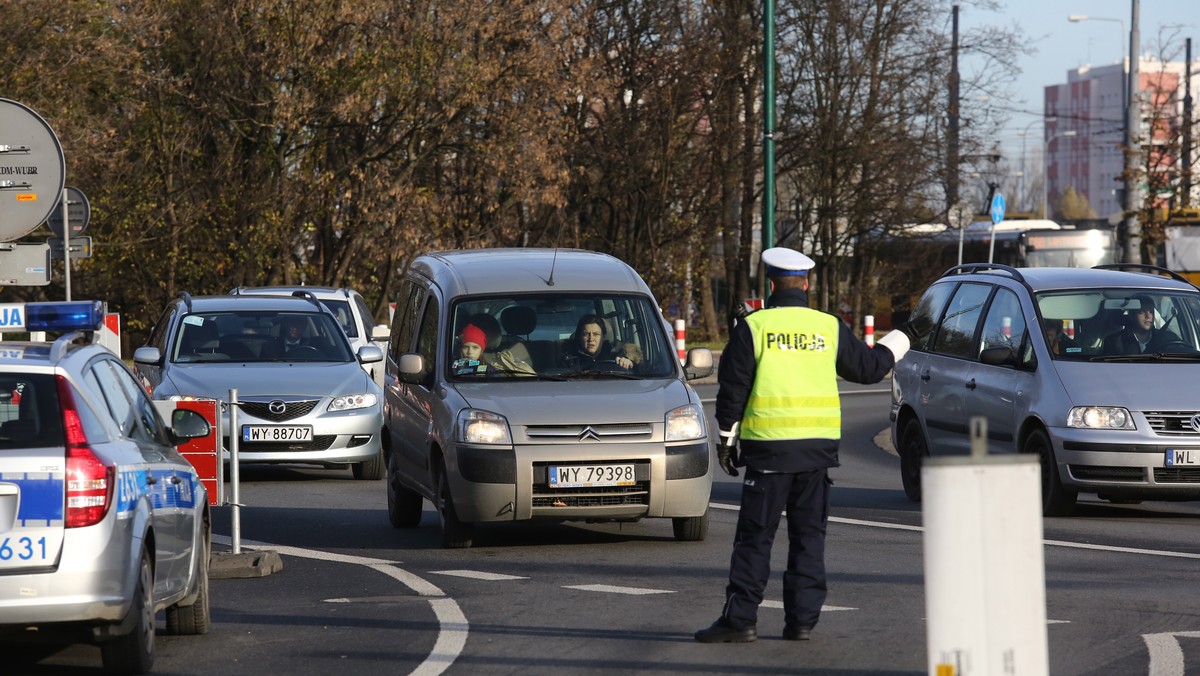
[1101,295,1181,355]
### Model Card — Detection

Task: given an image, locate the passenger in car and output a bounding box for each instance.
[1043,319,1075,355]
[1101,295,1182,355]
[558,314,632,370]
[452,323,491,376]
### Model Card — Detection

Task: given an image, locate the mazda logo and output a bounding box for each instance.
[268,400,287,415]
[578,426,600,442]
[1190,414,1200,433]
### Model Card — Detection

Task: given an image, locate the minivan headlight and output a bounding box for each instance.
[328,393,378,412]
[457,409,512,445]
[1067,406,1135,430]
[665,404,706,441]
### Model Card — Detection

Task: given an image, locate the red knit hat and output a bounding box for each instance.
[460,323,486,348]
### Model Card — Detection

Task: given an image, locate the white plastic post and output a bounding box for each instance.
[674,318,686,362]
[923,417,1049,676]
[228,389,241,555]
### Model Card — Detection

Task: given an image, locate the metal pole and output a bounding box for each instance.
[947,5,961,212]
[762,0,775,253]
[1122,0,1141,263]
[229,389,241,555]
[60,188,71,302]
[1184,38,1193,209]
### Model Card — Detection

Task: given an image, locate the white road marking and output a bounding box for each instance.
[213,535,462,675]
[712,505,1200,560]
[431,569,529,581]
[1144,631,1200,676]
[761,600,855,612]
[563,584,674,595]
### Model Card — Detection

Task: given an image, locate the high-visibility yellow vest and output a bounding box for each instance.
[741,307,841,441]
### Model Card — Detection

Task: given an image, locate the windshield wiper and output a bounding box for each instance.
[1090,353,1200,362]
[566,369,640,380]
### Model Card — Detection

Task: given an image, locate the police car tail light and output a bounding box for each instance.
[57,375,114,528]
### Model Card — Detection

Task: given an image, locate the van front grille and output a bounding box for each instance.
[1154,468,1200,484]
[1069,465,1145,482]
[531,485,650,508]
[1144,411,1200,436]
[524,423,653,442]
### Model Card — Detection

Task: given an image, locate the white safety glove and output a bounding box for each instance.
[877,330,911,362]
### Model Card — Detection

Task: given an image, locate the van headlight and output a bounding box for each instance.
[328,393,378,412]
[665,404,706,441]
[1067,406,1135,430]
[457,409,512,445]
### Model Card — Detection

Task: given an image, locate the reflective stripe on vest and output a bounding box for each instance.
[741,307,841,440]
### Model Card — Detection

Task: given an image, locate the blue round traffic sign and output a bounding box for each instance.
[990,193,1006,225]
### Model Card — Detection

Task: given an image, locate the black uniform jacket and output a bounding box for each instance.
[716,288,895,472]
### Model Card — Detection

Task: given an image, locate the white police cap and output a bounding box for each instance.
[762,247,815,276]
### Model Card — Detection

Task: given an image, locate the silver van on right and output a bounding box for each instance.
[891,263,1200,515]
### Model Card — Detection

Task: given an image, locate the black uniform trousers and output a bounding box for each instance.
[721,467,830,631]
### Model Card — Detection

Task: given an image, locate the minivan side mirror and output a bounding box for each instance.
[397,353,425,384]
[684,347,714,380]
[133,346,162,365]
[371,324,391,341]
[979,346,1018,367]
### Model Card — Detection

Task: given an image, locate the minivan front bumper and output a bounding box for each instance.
[1051,426,1200,499]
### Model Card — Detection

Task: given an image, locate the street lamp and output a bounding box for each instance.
[1017,117,1056,212]
[1067,15,1127,125]
[1044,130,1078,219]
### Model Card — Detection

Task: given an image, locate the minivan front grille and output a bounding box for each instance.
[1154,467,1200,484]
[524,423,653,443]
[1143,411,1200,436]
[1069,465,1145,482]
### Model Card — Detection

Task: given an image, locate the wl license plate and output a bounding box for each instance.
[548,464,636,488]
[242,425,313,442]
[1165,449,1200,466]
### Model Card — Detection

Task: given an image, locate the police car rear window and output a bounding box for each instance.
[0,374,63,450]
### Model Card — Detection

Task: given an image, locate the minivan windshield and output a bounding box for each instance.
[449,294,677,379]
[1036,289,1200,361]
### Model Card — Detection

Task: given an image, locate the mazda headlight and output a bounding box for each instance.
[1067,406,1135,430]
[665,403,706,441]
[457,409,512,445]
[328,393,378,412]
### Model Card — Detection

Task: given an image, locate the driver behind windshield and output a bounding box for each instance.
[1101,295,1182,355]
[559,314,633,370]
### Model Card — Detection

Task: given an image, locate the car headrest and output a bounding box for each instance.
[501,306,537,336]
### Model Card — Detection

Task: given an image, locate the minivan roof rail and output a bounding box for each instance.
[940,263,1026,285]
[176,291,193,312]
[1092,263,1195,287]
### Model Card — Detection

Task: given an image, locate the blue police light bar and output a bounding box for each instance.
[25,301,106,332]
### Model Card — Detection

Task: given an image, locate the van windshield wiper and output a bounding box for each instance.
[566,369,640,379]
[1089,352,1200,362]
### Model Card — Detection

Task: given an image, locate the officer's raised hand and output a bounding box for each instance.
[717,424,741,477]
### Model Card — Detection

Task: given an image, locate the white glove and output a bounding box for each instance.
[877,330,910,362]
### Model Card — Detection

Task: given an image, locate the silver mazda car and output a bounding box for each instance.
[134,293,385,479]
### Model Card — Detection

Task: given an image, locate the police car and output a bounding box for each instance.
[0,302,213,674]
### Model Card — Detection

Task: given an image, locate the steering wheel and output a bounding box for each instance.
[286,345,324,360]
[1158,340,1195,354]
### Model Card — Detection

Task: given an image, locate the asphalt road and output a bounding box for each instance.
[12,380,1200,675]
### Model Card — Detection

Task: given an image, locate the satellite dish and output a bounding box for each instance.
[0,99,66,242]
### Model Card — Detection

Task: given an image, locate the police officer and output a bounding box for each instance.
[694,247,910,643]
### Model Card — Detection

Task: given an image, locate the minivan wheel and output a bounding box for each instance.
[672,508,709,542]
[438,464,474,549]
[1027,429,1077,516]
[899,419,928,502]
[387,452,423,528]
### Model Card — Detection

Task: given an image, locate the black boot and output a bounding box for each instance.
[694,618,757,643]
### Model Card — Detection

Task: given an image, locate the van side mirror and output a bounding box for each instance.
[979,346,1018,367]
[397,353,425,384]
[371,324,391,341]
[684,347,714,380]
[133,346,162,365]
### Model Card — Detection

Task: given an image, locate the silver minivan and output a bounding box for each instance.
[891,263,1200,515]
[383,248,714,547]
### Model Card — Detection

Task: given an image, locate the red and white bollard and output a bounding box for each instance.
[675,319,686,362]
[864,315,874,347]
[1065,319,1075,340]
[1002,316,1012,338]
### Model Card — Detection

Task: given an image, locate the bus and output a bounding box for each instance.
[1162,209,1200,285]
[910,221,1118,270]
